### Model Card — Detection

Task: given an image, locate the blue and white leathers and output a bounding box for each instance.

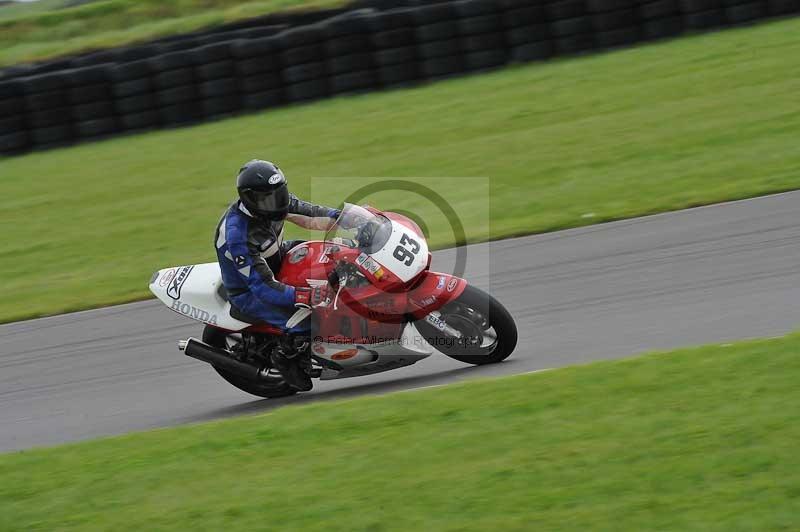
[214,195,338,331]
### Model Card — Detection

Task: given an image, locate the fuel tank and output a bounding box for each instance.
[278,240,332,287]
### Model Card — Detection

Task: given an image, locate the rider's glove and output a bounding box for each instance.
[295,284,331,309]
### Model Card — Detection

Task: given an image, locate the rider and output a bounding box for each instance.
[214,159,339,390]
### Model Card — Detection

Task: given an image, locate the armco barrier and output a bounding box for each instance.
[2,0,799,156]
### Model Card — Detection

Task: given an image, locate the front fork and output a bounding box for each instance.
[424,311,464,339]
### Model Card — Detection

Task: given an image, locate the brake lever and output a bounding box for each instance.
[333,273,348,311]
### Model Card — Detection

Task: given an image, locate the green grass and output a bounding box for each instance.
[0,0,93,22]
[2,18,800,323]
[2,333,799,531]
[0,0,345,67]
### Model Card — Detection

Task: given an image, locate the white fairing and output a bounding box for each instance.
[369,220,429,282]
[312,321,433,380]
[149,262,250,331]
[152,262,435,380]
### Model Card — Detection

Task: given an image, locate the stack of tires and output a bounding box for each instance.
[323,12,378,95]
[236,25,288,39]
[547,0,596,55]
[588,0,642,48]
[638,0,684,40]
[414,3,465,80]
[192,41,242,120]
[71,50,116,69]
[4,0,800,157]
[111,60,159,132]
[113,44,161,64]
[68,65,119,141]
[233,36,286,112]
[455,0,509,72]
[0,65,35,82]
[23,71,75,149]
[20,59,73,80]
[723,0,767,24]
[680,0,726,29]
[500,1,553,63]
[149,50,202,127]
[279,25,330,103]
[0,79,29,155]
[368,8,421,88]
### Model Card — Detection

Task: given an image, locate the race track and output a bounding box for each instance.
[2,191,799,452]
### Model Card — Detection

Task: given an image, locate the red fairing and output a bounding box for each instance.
[384,212,423,236]
[383,212,433,275]
[269,240,467,344]
[277,240,336,287]
[245,323,285,335]
[406,271,467,320]
[243,241,333,335]
[276,241,405,343]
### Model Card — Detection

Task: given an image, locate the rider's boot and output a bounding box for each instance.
[269,344,312,391]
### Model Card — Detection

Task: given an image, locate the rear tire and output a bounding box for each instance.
[202,326,297,399]
[416,285,517,365]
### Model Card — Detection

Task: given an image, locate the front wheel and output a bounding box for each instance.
[415,285,517,365]
[202,326,297,399]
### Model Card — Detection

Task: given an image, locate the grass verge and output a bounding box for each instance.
[0,0,345,67]
[1,333,799,530]
[2,18,800,323]
[0,0,89,22]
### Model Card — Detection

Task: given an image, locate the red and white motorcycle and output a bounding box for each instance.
[149,203,517,398]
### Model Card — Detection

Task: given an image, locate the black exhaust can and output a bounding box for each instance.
[183,338,262,380]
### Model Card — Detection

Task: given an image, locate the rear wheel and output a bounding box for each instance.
[416,285,517,365]
[202,325,296,399]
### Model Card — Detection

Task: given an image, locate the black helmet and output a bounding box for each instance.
[236,159,290,221]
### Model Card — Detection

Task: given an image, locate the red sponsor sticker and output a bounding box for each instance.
[412,295,437,307]
[312,342,325,355]
[446,278,458,292]
[331,349,359,361]
[159,269,176,288]
[289,246,309,264]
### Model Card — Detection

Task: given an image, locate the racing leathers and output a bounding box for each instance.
[214,194,339,331]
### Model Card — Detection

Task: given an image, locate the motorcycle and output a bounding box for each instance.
[149,203,517,398]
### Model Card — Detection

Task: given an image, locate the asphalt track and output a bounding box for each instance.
[2,191,799,452]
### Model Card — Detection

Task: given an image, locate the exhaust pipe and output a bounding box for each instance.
[181,337,262,380]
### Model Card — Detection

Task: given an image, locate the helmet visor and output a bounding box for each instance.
[243,186,289,214]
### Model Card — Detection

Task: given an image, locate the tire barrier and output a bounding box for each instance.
[2,0,799,156]
[369,8,422,87]
[323,11,378,95]
[0,3,358,82]
[279,24,331,102]
[233,36,285,112]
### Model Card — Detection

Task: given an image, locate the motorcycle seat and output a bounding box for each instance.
[217,284,263,324]
[230,305,263,325]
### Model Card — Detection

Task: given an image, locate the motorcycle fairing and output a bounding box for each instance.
[150,262,251,331]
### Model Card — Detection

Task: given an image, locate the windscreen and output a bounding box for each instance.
[325,203,392,253]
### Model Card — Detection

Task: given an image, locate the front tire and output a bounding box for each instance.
[416,285,517,365]
[202,326,297,399]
